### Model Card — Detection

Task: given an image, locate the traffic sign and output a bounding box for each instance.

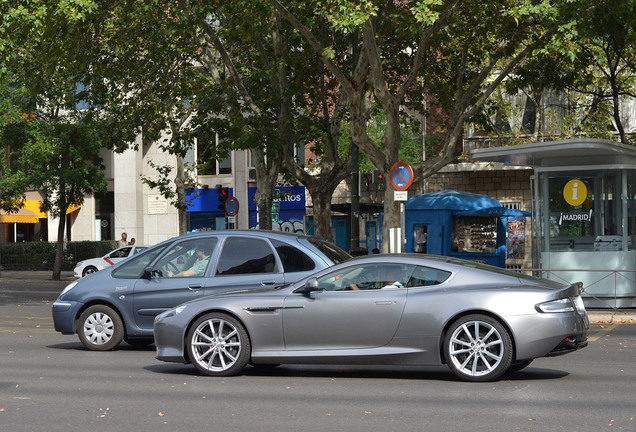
[390,161,414,191]
[224,196,239,216]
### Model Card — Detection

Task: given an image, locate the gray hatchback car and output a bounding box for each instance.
[52,230,350,351]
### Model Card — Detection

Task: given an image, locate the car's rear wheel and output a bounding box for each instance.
[77,305,124,351]
[82,266,98,277]
[444,314,512,382]
[187,313,250,377]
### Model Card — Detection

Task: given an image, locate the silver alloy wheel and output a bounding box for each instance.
[191,317,243,373]
[83,311,115,346]
[448,319,505,377]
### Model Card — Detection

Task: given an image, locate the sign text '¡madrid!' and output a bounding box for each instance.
[559,210,593,225]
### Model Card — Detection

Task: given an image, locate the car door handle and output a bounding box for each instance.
[188,284,202,290]
[375,301,393,305]
[261,280,277,286]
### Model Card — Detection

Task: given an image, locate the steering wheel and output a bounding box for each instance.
[165,261,180,275]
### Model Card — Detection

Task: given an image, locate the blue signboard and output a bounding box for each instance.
[248,186,306,233]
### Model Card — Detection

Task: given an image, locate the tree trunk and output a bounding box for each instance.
[175,155,188,235]
[255,185,275,230]
[309,190,334,243]
[381,173,401,253]
[252,146,280,231]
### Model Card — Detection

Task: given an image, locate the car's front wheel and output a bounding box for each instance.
[77,305,124,351]
[444,314,512,382]
[187,313,251,377]
[82,266,98,277]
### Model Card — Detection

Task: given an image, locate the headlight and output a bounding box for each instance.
[536,298,575,313]
[58,281,78,298]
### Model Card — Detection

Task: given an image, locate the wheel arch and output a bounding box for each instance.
[82,265,99,276]
[438,309,517,365]
[73,300,128,338]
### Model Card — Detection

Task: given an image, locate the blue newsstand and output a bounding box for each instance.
[404,190,529,267]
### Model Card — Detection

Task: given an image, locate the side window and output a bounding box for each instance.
[271,239,315,272]
[111,247,131,258]
[112,245,168,279]
[407,266,451,287]
[216,237,278,275]
[316,264,415,291]
[152,238,218,278]
[132,247,147,255]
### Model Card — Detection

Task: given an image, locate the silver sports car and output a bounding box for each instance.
[154,254,589,382]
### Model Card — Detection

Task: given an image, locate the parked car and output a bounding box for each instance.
[74,245,149,278]
[53,230,351,351]
[154,254,589,382]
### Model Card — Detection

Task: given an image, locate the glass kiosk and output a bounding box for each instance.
[472,138,636,308]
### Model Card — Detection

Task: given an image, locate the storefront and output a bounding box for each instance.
[471,138,636,308]
[185,187,233,232]
[248,186,306,233]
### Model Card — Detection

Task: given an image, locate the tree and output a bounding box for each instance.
[188,2,356,239]
[569,0,636,144]
[1,2,125,279]
[277,0,585,251]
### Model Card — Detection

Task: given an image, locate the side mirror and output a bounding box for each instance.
[142,266,153,280]
[295,277,319,296]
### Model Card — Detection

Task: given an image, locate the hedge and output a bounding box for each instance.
[0,241,118,270]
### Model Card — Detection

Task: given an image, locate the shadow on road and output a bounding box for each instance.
[143,363,570,382]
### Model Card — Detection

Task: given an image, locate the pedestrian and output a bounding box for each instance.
[119,232,128,248]
[129,238,136,245]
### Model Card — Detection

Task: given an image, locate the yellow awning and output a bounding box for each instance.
[1,199,81,223]
[67,203,82,214]
[1,200,47,224]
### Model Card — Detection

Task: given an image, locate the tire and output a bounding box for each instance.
[507,359,533,373]
[77,305,124,351]
[444,314,513,382]
[187,313,251,377]
[82,266,98,277]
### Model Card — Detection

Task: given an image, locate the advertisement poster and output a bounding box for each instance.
[507,217,526,259]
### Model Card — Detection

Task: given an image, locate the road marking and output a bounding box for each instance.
[588,324,619,342]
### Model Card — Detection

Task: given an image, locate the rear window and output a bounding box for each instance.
[216,237,278,275]
[271,239,315,272]
[407,266,451,287]
[307,238,351,264]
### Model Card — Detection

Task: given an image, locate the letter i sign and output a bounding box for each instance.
[564,179,587,206]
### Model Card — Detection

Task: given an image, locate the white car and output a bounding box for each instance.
[74,245,148,278]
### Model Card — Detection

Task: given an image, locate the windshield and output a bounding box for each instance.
[111,243,168,278]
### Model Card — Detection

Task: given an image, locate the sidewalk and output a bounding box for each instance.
[0,270,76,283]
[0,270,634,323]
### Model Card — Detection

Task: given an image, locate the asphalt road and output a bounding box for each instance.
[1,279,635,432]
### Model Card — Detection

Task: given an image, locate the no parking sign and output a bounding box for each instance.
[390,161,414,191]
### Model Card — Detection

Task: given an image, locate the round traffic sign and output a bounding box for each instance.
[390,161,414,191]
[224,196,239,216]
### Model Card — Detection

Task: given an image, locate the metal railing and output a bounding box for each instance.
[511,267,636,311]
